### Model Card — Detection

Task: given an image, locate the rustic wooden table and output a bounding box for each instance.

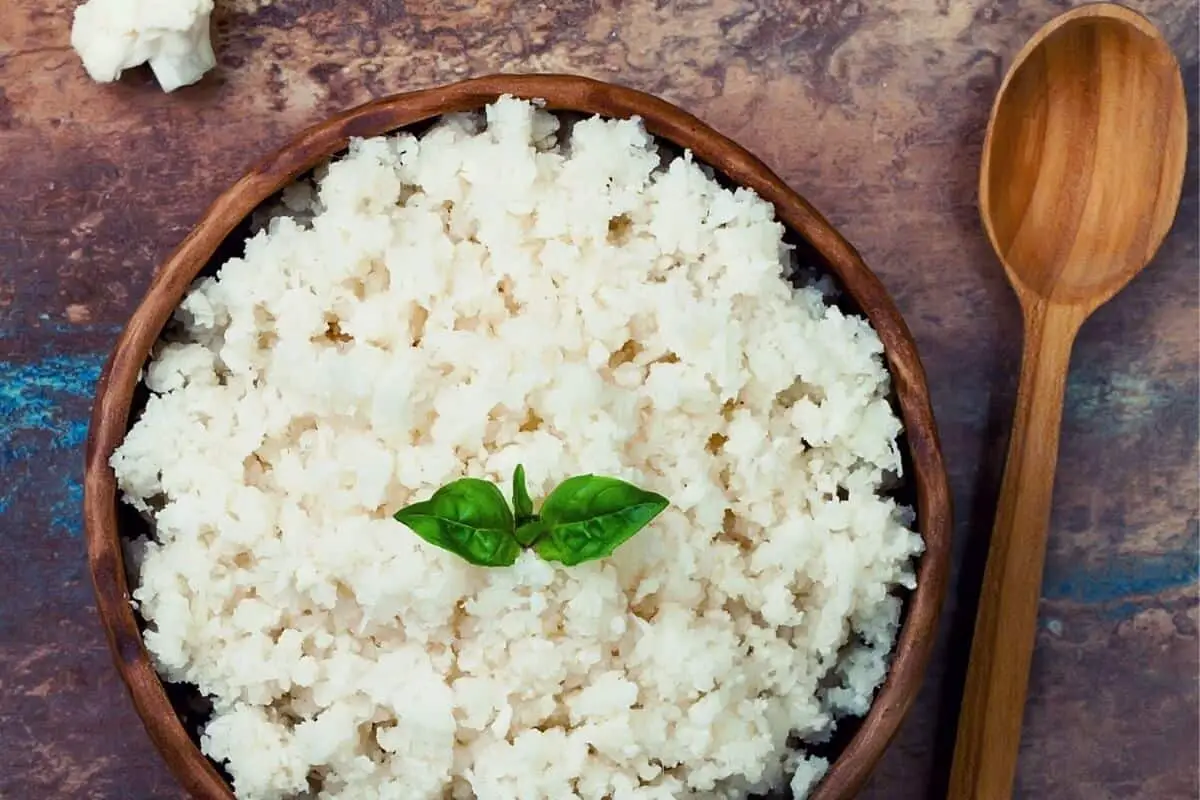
[1,1,1196,798]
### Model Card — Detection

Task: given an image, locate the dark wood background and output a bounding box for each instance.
[0,1,1196,797]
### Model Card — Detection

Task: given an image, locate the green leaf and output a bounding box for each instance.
[393,478,520,567]
[512,464,535,526]
[515,518,548,547]
[533,475,669,566]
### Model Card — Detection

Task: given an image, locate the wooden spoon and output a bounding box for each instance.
[948,4,1187,799]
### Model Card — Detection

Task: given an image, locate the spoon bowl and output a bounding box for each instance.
[981,2,1187,308]
[951,5,1187,799]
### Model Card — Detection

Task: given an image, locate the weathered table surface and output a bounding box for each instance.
[1,1,1196,797]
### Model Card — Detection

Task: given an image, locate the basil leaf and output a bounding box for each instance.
[515,518,548,547]
[534,475,669,566]
[512,464,535,526]
[394,478,520,567]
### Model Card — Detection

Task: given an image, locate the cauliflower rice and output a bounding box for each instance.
[112,97,923,800]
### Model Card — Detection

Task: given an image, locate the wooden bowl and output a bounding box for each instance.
[84,74,952,800]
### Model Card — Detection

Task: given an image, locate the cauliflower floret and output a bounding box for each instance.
[70,0,216,93]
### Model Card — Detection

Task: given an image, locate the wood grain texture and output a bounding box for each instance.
[950,7,1189,798]
[0,1,1196,798]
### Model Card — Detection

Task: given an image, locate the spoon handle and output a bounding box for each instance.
[948,301,1083,800]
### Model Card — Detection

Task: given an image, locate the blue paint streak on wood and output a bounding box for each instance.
[0,322,123,340]
[1042,544,1199,606]
[0,354,105,539]
[1065,368,1176,425]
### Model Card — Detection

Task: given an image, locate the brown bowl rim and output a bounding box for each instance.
[84,73,952,800]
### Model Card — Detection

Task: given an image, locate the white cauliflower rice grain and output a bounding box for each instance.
[112,97,923,800]
[71,0,216,93]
